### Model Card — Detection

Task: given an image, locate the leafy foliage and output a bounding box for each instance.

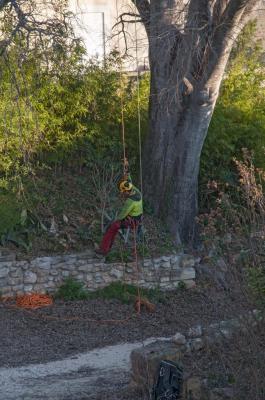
[201,21,265,186]
[248,267,265,306]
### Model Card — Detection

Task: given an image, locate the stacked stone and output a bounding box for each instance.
[0,249,196,297]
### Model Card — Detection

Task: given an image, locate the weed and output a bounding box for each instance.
[55,278,89,301]
[178,281,187,290]
[248,267,265,306]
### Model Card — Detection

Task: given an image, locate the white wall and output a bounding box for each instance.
[69,0,149,71]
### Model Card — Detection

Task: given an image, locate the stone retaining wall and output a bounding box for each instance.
[0,249,196,297]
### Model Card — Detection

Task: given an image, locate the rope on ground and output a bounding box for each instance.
[16,293,53,309]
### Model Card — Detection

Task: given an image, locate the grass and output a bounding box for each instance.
[55,278,89,301]
[55,279,167,304]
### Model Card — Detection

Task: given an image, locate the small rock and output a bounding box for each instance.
[210,387,234,399]
[189,338,204,352]
[184,377,202,400]
[110,268,123,279]
[170,255,181,267]
[0,267,9,278]
[184,280,196,289]
[180,254,195,268]
[24,285,33,292]
[161,261,171,268]
[131,341,183,388]
[0,254,16,262]
[49,217,58,234]
[63,214,69,224]
[179,267,196,280]
[161,256,171,262]
[143,260,152,267]
[160,276,170,283]
[24,271,37,284]
[33,257,52,269]
[172,333,186,345]
[8,277,22,286]
[187,325,203,338]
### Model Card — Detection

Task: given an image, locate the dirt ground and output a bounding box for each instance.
[0,281,250,369]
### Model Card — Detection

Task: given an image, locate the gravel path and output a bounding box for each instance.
[0,337,167,400]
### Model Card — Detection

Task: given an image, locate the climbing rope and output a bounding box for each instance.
[133,6,153,399]
[115,0,143,314]
[16,293,53,309]
[115,0,127,176]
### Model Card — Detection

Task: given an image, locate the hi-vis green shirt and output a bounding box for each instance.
[117,176,143,220]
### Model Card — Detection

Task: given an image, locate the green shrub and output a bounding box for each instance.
[200,21,265,189]
[0,192,21,236]
[56,278,89,301]
[178,281,187,290]
[248,267,265,305]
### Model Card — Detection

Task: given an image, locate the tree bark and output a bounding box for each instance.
[132,0,261,244]
[144,68,219,243]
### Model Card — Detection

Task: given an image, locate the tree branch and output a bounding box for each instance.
[204,0,259,91]
[131,0,150,33]
[0,0,74,56]
[112,12,142,30]
[0,0,10,10]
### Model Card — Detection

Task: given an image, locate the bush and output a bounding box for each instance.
[248,267,265,306]
[200,21,265,189]
[56,278,89,301]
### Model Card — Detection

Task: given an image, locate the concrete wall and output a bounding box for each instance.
[69,0,149,70]
[68,0,265,70]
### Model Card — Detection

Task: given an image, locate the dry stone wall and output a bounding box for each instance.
[0,248,196,297]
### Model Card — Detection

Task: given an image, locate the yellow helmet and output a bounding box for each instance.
[119,180,133,193]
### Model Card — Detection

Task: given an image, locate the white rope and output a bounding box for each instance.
[134,4,153,400]
[134,11,143,195]
[115,0,127,176]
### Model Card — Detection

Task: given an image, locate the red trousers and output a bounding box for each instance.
[99,218,139,255]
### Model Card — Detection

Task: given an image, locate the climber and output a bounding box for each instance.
[95,160,143,256]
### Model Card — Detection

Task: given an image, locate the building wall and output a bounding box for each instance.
[68,1,265,70]
[69,0,149,71]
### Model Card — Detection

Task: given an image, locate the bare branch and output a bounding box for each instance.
[112,12,142,30]
[0,0,75,57]
[0,0,10,10]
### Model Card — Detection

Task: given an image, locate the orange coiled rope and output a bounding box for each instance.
[16,294,53,309]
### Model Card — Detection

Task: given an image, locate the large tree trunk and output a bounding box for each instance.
[144,67,219,243]
[132,0,260,244]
